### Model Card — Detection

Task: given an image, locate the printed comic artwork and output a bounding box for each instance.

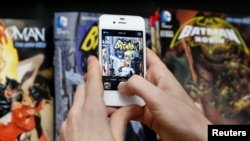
[0,19,53,141]
[162,10,250,124]
[54,12,100,140]
[78,23,98,74]
[80,25,98,53]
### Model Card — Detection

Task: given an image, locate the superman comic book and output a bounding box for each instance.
[159,8,250,124]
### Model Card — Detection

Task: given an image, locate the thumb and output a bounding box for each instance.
[109,105,143,141]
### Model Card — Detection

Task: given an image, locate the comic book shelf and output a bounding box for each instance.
[0,1,249,141]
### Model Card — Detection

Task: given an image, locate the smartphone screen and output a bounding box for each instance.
[101,29,144,90]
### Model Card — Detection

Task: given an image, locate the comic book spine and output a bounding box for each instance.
[53,12,79,140]
[54,41,77,138]
[54,12,102,140]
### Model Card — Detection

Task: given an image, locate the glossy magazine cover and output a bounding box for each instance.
[159,8,250,124]
[0,19,54,141]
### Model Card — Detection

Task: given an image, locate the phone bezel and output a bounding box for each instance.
[98,14,146,106]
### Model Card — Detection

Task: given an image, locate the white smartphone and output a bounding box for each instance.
[98,14,146,107]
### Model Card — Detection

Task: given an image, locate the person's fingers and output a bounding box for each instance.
[58,128,65,141]
[84,73,88,82]
[107,107,118,117]
[109,105,144,141]
[145,48,178,91]
[59,121,68,141]
[70,84,86,112]
[118,75,165,107]
[146,48,166,69]
[84,56,103,103]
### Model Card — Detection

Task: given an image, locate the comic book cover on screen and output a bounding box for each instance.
[159,8,250,124]
[53,12,100,140]
[0,19,54,141]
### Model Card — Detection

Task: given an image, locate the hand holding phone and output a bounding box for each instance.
[98,14,146,106]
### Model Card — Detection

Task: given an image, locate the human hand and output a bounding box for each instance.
[117,48,212,141]
[59,56,126,141]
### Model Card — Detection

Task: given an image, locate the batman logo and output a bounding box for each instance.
[170,16,249,54]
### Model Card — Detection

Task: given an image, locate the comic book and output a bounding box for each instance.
[148,9,162,58]
[53,12,100,140]
[159,8,250,124]
[145,17,152,50]
[0,19,54,141]
[53,11,157,140]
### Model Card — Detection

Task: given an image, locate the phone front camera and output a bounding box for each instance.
[113,21,116,24]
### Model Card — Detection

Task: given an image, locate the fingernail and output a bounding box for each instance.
[88,55,96,64]
[118,81,126,89]
[87,55,94,61]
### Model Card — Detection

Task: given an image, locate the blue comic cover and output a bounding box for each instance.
[0,19,54,141]
[76,12,101,75]
[159,8,250,125]
[53,12,100,140]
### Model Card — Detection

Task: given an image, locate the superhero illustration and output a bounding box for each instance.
[0,85,51,141]
[160,8,250,124]
[102,37,142,77]
[0,20,7,83]
[101,35,143,90]
[0,19,54,141]
[0,77,20,118]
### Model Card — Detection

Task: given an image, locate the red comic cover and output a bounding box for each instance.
[0,19,54,141]
[159,8,250,124]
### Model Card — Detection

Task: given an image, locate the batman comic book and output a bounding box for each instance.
[53,12,101,140]
[159,8,250,124]
[53,11,156,141]
[0,19,54,141]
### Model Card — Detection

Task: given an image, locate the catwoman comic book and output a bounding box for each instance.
[0,19,54,141]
